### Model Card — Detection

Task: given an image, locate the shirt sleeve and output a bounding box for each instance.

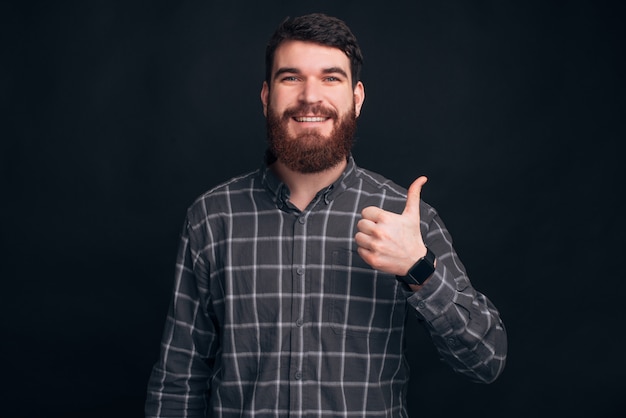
[145,215,219,417]
[406,203,508,383]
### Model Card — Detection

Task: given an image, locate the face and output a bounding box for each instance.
[261,40,365,173]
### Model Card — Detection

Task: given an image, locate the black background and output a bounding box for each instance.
[3,1,625,417]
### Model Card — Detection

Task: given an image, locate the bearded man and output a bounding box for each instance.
[146,13,507,418]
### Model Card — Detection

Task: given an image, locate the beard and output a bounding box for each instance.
[266,102,357,174]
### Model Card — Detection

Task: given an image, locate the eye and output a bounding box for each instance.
[324,76,340,82]
[281,76,299,82]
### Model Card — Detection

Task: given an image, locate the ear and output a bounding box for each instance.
[260,81,269,117]
[353,81,365,117]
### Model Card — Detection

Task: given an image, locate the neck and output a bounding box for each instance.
[271,158,347,211]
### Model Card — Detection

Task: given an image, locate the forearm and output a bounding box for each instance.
[145,219,218,417]
[145,298,216,417]
[408,261,507,383]
[145,356,211,417]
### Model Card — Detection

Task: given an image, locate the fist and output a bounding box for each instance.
[355,176,428,276]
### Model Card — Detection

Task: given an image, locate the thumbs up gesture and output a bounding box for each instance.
[355,176,429,276]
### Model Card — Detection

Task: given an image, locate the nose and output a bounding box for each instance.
[299,79,322,104]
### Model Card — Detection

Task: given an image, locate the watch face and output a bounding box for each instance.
[406,249,436,285]
[409,262,435,285]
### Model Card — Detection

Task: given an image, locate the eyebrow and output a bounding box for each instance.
[322,67,349,78]
[273,66,349,80]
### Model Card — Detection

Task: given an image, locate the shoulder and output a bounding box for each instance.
[186,170,261,219]
[198,170,260,200]
[353,166,408,199]
[350,165,409,213]
[352,164,439,221]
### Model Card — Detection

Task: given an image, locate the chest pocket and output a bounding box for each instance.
[328,249,405,339]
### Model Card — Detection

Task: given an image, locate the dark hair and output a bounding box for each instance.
[265,13,364,87]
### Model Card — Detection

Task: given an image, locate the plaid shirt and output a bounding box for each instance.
[146,157,507,417]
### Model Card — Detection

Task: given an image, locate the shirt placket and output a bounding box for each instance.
[289,209,309,417]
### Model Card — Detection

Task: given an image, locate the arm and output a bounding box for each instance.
[355,177,507,383]
[407,208,507,383]
[145,217,220,417]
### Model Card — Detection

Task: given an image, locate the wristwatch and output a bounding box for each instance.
[396,248,436,286]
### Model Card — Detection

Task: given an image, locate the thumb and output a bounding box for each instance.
[402,176,428,217]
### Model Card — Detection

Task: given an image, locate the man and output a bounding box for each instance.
[146,13,507,417]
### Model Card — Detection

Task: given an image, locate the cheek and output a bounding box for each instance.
[338,99,357,117]
[268,88,296,108]
[268,99,289,117]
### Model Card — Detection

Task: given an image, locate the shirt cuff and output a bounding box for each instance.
[406,262,459,322]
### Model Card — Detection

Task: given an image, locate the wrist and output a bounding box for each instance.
[396,248,436,286]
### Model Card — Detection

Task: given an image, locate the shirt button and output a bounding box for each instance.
[447,337,458,347]
[296,318,303,327]
[296,267,304,275]
[298,217,306,224]
[417,301,426,309]
[295,371,302,380]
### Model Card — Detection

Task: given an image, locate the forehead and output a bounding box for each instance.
[272,40,351,76]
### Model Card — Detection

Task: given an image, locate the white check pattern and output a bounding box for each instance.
[146,157,507,417]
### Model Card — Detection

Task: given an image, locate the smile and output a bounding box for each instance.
[293,116,329,122]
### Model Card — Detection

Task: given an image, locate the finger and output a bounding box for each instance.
[361,206,386,222]
[356,218,377,235]
[356,246,374,265]
[354,231,374,250]
[402,176,428,217]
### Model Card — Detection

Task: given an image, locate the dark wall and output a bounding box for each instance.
[3,1,624,417]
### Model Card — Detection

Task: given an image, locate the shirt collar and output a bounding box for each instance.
[260,155,359,210]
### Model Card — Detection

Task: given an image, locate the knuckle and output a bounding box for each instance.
[368,254,380,268]
[369,241,382,253]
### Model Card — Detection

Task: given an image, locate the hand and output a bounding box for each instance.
[355,176,428,276]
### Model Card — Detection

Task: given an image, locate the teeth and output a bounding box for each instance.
[295,116,327,122]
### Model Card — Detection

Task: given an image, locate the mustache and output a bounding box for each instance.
[282,104,338,120]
